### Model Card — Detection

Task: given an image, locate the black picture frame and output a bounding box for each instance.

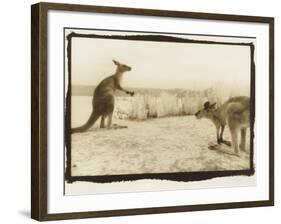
[31,2,274,221]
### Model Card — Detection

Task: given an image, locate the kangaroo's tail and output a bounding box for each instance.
[71,112,100,133]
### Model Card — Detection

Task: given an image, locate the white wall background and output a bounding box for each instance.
[0,0,279,223]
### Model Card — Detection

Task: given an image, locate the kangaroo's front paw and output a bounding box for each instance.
[126,91,134,96]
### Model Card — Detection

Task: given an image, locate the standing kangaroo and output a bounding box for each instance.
[72,60,134,133]
[195,96,250,155]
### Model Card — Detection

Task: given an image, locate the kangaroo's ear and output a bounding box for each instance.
[112,60,120,65]
[204,101,210,110]
[209,103,216,109]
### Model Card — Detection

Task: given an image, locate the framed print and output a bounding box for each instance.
[31,2,274,221]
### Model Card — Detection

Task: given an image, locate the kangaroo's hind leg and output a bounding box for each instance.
[107,113,113,128]
[107,113,128,129]
[220,125,231,146]
[100,116,106,128]
[216,124,220,144]
[240,128,247,152]
[229,127,239,156]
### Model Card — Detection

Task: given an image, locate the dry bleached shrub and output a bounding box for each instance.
[114,87,238,120]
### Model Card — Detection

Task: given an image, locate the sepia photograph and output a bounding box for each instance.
[64,28,255,192]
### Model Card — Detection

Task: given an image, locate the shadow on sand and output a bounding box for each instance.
[208,144,238,156]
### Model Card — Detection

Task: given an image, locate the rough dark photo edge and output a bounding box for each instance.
[64,29,256,184]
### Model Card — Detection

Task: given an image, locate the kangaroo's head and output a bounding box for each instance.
[195,101,216,119]
[113,60,132,73]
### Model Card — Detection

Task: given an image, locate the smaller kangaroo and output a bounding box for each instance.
[195,96,250,156]
[72,60,134,133]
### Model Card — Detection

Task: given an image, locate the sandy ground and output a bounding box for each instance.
[71,116,251,176]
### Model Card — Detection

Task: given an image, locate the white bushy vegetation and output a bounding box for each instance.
[114,86,249,120]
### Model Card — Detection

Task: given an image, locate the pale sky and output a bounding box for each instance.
[68,30,254,91]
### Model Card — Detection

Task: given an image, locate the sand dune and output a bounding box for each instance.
[71,116,251,176]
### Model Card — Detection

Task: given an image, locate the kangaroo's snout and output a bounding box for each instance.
[122,65,131,72]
